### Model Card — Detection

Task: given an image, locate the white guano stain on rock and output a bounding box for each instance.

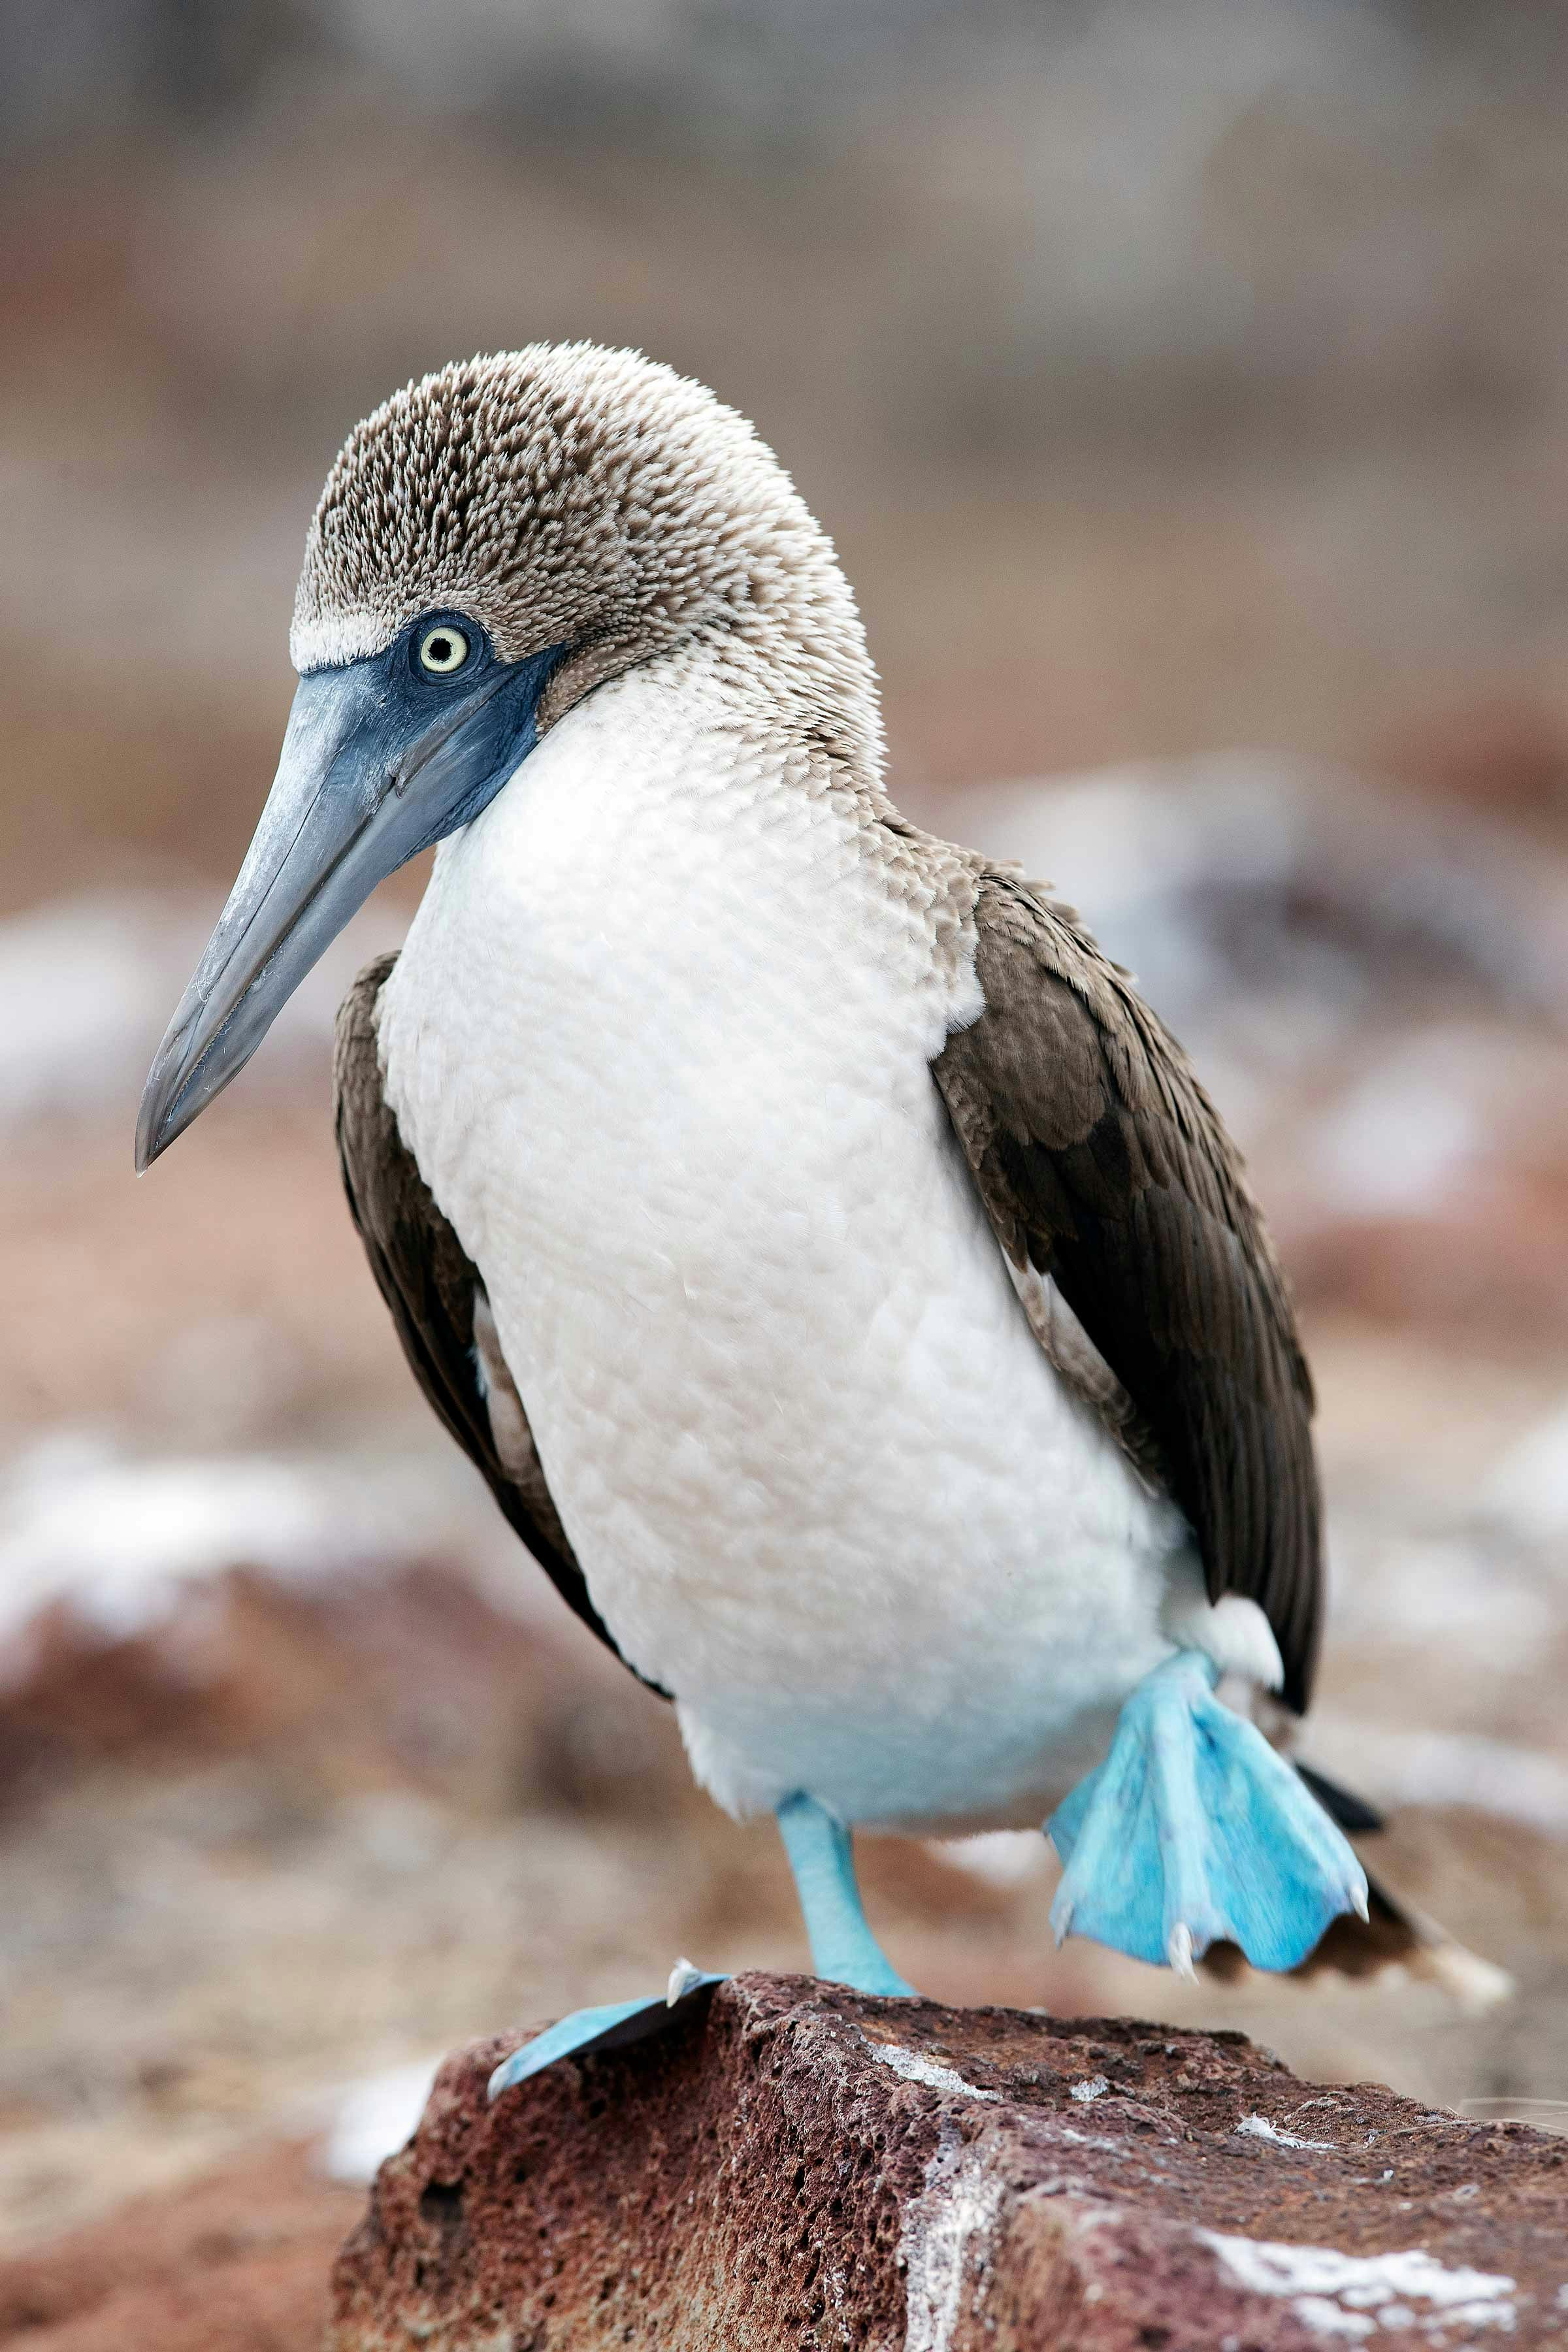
[1292,2294,1379,2340]
[1201,2234,1517,2339]
[1236,2112,1337,2153]
[901,2142,1005,2352]
[1070,2074,1109,2104]
[870,2042,1001,2102]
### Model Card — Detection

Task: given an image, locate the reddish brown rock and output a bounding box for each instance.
[0,1554,688,1824]
[330,1974,1568,2349]
[0,2140,362,2352]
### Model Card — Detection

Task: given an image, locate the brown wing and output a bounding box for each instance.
[933,874,1321,1711]
[333,953,657,1689]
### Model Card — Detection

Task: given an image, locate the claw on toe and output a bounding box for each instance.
[666,1956,707,2005]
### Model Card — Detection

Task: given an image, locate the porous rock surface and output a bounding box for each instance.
[330,1972,1568,2349]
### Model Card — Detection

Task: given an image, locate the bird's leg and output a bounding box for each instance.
[488,1793,909,2102]
[1046,1650,1368,1976]
[775,1791,915,1996]
[487,1957,726,2101]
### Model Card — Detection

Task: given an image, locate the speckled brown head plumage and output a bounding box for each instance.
[290,343,883,776]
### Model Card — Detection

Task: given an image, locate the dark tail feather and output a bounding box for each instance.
[1295,1760,1386,1837]
[1200,1765,1511,2010]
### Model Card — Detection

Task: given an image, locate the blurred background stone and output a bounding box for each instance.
[5,0,1568,2285]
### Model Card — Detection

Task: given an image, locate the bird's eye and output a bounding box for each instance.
[417,624,470,676]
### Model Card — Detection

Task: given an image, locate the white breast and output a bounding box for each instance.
[378,662,1193,1832]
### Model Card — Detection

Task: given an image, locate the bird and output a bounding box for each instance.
[137,344,1499,2094]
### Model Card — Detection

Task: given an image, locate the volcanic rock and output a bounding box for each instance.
[330,1972,1568,2349]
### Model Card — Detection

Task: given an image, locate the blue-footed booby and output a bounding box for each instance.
[137,345,1489,2090]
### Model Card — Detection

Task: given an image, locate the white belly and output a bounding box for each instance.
[378,669,1191,1830]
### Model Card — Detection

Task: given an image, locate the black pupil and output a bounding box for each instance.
[428,635,453,664]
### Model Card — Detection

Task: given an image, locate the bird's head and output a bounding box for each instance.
[136,344,877,1168]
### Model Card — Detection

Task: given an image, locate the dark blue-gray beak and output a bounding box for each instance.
[136,626,558,1171]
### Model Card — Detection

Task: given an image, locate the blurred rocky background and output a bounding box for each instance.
[6,0,1568,2286]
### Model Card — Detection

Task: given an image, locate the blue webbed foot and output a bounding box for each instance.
[487,1960,725,2100]
[1047,1651,1369,1975]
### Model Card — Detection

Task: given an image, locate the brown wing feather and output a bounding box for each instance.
[333,953,657,1688]
[933,874,1322,1711]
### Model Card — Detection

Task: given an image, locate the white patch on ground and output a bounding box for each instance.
[1307,1716,1568,1843]
[1236,2112,1336,2153]
[1484,1398,1568,1541]
[900,2142,1005,2352]
[1326,1535,1556,1673]
[1071,2074,1109,2104]
[0,1438,379,1656]
[1202,2234,1517,2339]
[870,2042,1000,2102]
[0,1432,530,1678]
[1311,1045,1481,1217]
[0,889,397,1131]
[929,1831,1046,1888]
[960,755,1568,1108]
[319,2057,442,2183]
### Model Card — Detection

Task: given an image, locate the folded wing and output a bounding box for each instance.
[934,874,1321,1711]
[333,953,652,1684]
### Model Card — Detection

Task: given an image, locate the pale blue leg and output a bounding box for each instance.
[776,1791,915,1996]
[488,1958,726,2100]
[1047,1651,1369,1975]
[489,1793,911,2100]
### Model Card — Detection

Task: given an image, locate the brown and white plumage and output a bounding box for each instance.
[333,951,634,1678]
[142,343,1503,2004]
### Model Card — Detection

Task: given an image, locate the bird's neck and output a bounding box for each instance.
[378,655,983,1222]
[676,581,889,810]
[433,652,895,925]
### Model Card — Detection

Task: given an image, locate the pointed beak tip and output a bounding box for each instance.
[134,1069,180,1175]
